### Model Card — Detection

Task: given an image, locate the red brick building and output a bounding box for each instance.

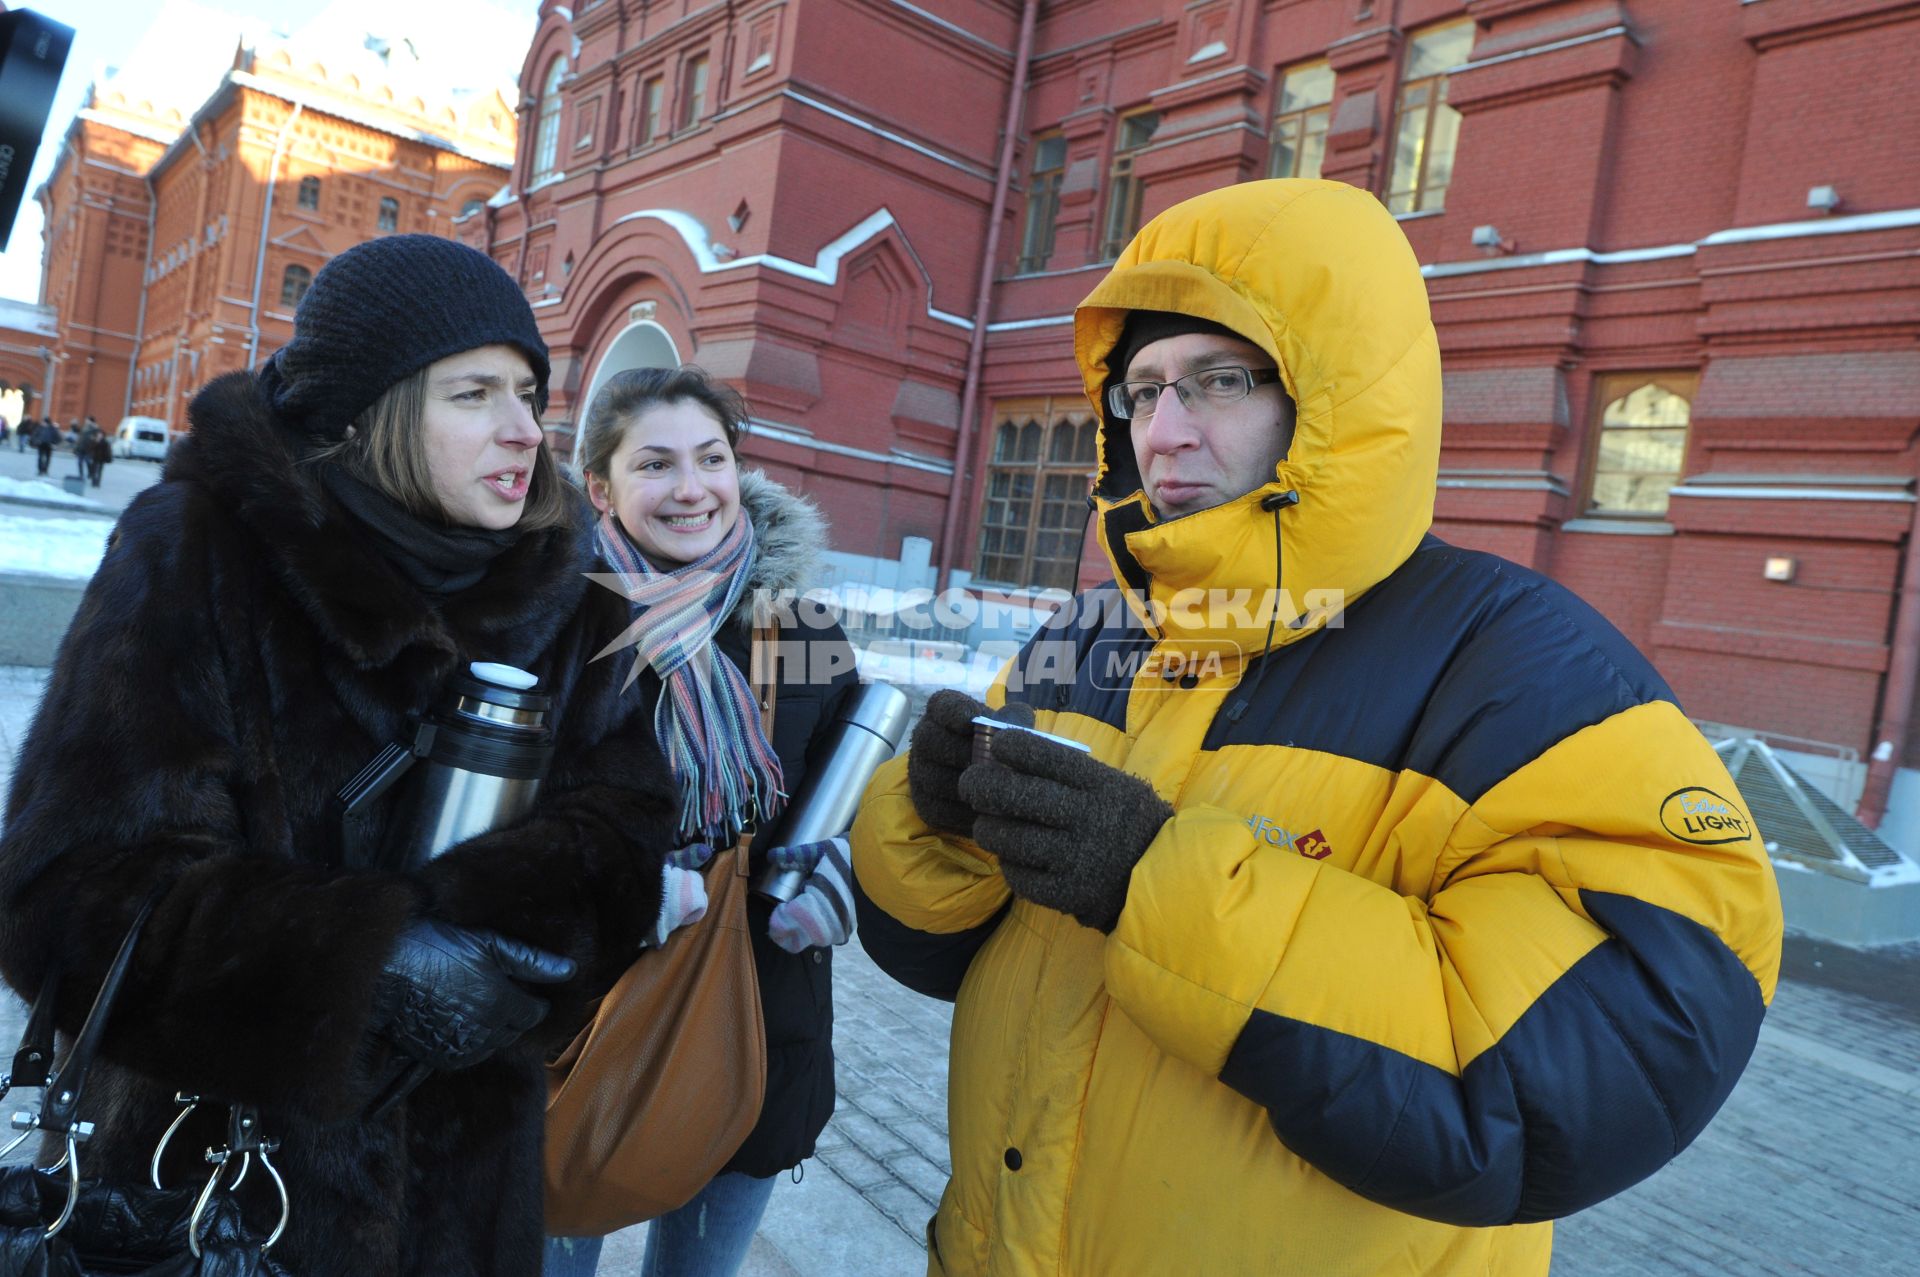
[475,0,1920,841]
[34,17,516,433]
[0,299,57,426]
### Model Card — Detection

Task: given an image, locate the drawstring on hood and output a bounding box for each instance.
[1225,488,1299,723]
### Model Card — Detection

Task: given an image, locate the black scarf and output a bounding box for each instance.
[321,465,521,596]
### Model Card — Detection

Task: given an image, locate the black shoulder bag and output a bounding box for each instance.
[0,897,293,1276]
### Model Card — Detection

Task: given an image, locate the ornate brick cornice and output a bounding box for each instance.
[1464,0,1575,20]
[1468,2,1627,60]
[1326,25,1399,72]
[1740,0,1920,49]
[1447,24,1636,114]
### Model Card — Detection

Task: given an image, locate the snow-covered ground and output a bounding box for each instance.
[0,667,50,802]
[0,513,111,580]
[0,475,108,510]
[855,646,998,698]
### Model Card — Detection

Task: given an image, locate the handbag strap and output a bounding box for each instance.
[734,622,779,873]
[40,894,160,1137]
[3,964,62,1096]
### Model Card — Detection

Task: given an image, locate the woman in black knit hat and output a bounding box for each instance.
[0,234,681,1276]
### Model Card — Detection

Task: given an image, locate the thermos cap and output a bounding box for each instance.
[470,662,539,690]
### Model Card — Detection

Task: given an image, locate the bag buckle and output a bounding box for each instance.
[185,1103,290,1256]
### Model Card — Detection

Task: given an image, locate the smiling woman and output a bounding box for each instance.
[554,364,861,1277]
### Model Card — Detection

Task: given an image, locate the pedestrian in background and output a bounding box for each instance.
[0,234,683,1276]
[29,417,56,474]
[853,179,1782,1276]
[544,365,860,1277]
[87,423,112,486]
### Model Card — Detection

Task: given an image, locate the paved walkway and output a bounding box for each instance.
[1,662,1915,1273]
[0,432,165,515]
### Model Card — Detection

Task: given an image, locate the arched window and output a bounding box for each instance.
[459,198,484,218]
[297,176,320,210]
[532,55,567,181]
[378,197,400,232]
[280,264,312,306]
[1586,374,1696,517]
[976,399,1100,590]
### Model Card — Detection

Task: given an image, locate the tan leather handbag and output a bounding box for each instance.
[542,625,775,1236]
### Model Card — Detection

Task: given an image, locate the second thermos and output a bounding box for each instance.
[754,681,912,902]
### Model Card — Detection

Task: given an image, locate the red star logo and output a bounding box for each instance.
[1293,829,1333,861]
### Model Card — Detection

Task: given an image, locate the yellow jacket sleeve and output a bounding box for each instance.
[1104,700,1781,1226]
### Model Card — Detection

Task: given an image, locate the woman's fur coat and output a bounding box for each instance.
[0,371,677,1275]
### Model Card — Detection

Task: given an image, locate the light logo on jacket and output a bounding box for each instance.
[1247,813,1334,860]
[1659,787,1754,846]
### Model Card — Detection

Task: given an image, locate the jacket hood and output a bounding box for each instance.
[737,468,827,604]
[1074,179,1440,661]
[169,370,595,669]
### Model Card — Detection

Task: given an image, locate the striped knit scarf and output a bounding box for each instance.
[591,509,785,845]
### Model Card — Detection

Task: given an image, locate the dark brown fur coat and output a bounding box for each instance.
[0,371,676,1275]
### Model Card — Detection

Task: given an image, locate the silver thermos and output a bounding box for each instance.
[337,661,556,869]
[754,681,912,902]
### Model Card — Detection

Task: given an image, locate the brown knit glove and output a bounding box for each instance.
[907,690,1034,839]
[958,728,1173,933]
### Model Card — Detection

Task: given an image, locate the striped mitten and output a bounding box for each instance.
[652,864,709,947]
[765,837,856,954]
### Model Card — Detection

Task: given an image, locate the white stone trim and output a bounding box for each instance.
[887,0,1005,55]
[598,207,982,329]
[1424,208,1920,279]
[783,90,991,179]
[1560,518,1675,535]
[749,417,954,475]
[986,314,1074,332]
[1453,26,1631,75]
[1436,475,1569,493]
[1671,485,1916,503]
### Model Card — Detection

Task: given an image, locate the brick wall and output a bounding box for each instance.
[498,0,1920,787]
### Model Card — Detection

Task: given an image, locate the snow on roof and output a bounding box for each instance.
[268,0,535,105]
[93,0,533,141]
[89,0,266,123]
[0,299,57,338]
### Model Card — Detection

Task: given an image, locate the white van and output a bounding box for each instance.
[115,416,171,461]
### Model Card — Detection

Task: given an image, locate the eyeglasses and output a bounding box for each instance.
[1106,365,1281,421]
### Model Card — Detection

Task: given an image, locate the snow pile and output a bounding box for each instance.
[0,476,106,510]
[856,645,998,698]
[0,514,111,580]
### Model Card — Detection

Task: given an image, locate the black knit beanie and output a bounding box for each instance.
[262,234,550,442]
[1110,309,1251,379]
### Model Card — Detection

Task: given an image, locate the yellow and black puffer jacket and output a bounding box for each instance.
[851,180,1782,1277]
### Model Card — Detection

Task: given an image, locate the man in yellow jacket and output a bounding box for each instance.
[850,179,1782,1276]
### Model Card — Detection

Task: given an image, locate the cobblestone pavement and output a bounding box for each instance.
[482,938,1920,1275]
[2,662,1915,1273]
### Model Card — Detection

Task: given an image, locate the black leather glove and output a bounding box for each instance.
[958,727,1173,933]
[908,690,1035,839]
[371,920,576,1072]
